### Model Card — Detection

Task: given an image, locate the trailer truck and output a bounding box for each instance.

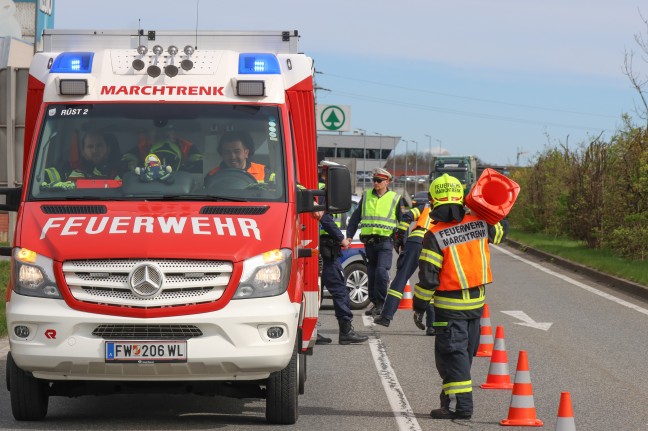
[0,29,351,424]
[429,155,478,195]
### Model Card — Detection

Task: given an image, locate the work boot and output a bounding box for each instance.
[339,320,368,345]
[364,302,383,316]
[373,315,390,327]
[430,407,472,420]
[426,327,436,336]
[316,333,332,344]
[364,303,378,316]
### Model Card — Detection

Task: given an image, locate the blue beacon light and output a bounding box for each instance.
[238,53,281,75]
[50,52,94,73]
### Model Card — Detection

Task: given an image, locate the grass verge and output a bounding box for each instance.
[508,228,648,287]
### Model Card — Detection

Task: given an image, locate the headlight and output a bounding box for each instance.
[233,249,292,299]
[12,248,62,299]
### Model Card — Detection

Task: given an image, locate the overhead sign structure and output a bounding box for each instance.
[316,104,350,132]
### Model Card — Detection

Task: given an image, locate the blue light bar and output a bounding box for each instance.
[50,52,94,73]
[238,53,280,75]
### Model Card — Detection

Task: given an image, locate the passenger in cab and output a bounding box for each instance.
[121,123,203,173]
[205,131,270,183]
[43,131,123,188]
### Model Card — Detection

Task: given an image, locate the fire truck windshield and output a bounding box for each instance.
[29,103,287,202]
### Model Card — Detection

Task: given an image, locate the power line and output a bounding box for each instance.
[322,89,609,131]
[318,71,619,120]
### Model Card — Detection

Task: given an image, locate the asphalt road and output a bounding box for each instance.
[1,243,647,430]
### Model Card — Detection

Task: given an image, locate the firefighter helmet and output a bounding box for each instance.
[429,174,464,208]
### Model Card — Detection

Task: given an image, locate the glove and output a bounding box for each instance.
[413,311,425,330]
[393,230,405,253]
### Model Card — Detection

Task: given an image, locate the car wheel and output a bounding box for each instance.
[7,352,49,421]
[266,342,299,424]
[344,262,370,310]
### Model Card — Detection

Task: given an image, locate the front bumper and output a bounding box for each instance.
[7,292,299,381]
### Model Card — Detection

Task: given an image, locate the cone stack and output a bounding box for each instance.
[476,303,494,357]
[500,350,543,426]
[480,325,513,389]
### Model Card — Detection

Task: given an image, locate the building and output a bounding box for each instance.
[317,131,401,193]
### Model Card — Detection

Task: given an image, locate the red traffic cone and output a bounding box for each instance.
[476,303,494,357]
[501,350,543,426]
[398,280,413,310]
[480,326,513,389]
[555,392,576,431]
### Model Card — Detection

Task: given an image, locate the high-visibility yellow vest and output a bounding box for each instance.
[359,190,400,237]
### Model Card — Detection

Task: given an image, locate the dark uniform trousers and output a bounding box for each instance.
[321,251,353,322]
[434,315,481,414]
[364,239,393,306]
[382,238,434,325]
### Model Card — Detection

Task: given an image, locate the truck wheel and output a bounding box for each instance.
[344,262,370,310]
[7,352,49,421]
[298,352,306,395]
[265,344,299,424]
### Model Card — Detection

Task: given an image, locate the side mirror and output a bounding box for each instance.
[324,165,351,213]
[0,187,22,212]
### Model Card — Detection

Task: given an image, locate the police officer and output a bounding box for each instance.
[317,161,368,345]
[346,167,402,317]
[414,174,508,420]
[373,198,435,334]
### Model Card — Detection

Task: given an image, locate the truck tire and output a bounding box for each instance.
[344,262,370,310]
[265,343,299,424]
[7,352,49,421]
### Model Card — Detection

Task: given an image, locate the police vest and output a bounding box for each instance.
[429,213,492,293]
[360,190,400,237]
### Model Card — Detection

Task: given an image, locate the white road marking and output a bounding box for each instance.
[500,310,553,330]
[363,315,422,431]
[494,245,648,317]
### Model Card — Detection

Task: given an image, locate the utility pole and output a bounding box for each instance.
[373,132,383,167]
[516,147,528,166]
[412,140,419,194]
[425,134,432,178]
[357,128,366,189]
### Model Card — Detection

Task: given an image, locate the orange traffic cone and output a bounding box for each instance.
[476,303,494,357]
[501,350,543,427]
[480,325,513,389]
[398,280,413,310]
[555,392,576,431]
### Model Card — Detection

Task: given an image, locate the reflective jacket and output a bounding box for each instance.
[397,204,432,242]
[359,189,400,237]
[414,213,507,319]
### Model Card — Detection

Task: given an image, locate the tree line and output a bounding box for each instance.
[507,115,647,261]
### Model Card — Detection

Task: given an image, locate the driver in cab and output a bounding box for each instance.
[205,131,269,183]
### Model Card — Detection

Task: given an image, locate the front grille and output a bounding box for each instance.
[92,324,203,340]
[63,259,233,309]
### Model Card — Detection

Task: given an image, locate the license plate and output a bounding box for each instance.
[105,341,187,363]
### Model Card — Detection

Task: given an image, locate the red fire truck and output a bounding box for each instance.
[0,29,350,424]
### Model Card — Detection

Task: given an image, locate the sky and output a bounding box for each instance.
[53,0,648,166]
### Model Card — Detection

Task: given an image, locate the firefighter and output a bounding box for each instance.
[345,167,403,317]
[414,173,508,420]
[316,161,368,345]
[42,131,123,188]
[373,198,435,334]
[122,123,203,173]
